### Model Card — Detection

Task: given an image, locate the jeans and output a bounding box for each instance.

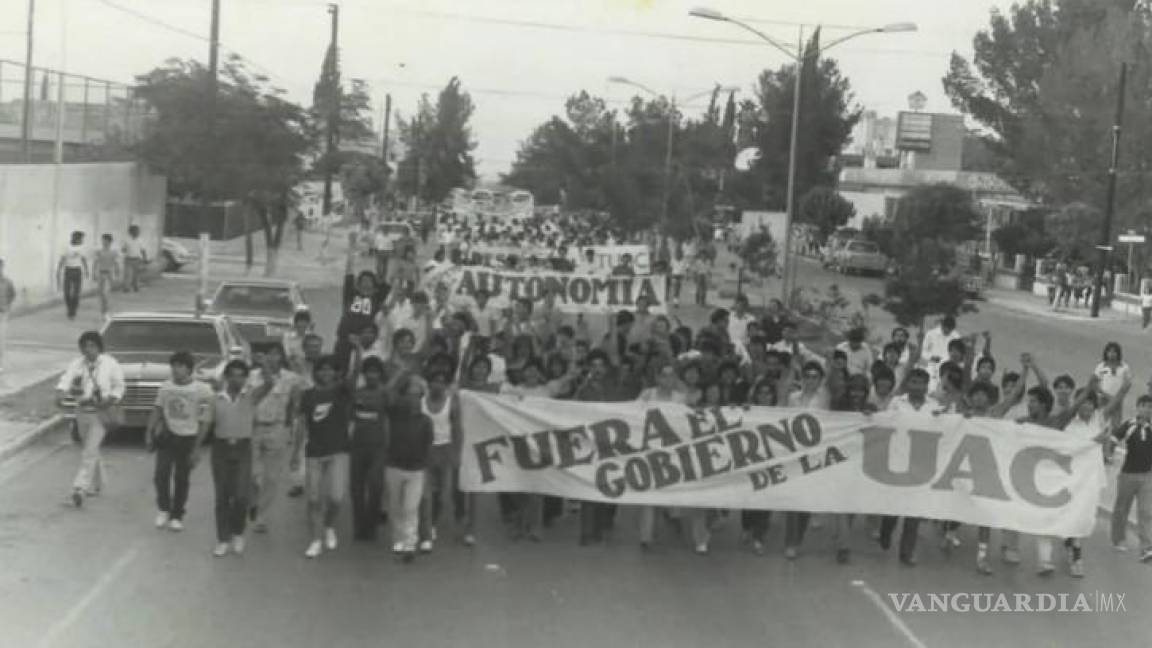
[1112,472,1152,550]
[72,411,106,493]
[741,510,771,544]
[579,502,617,543]
[349,441,387,539]
[123,258,143,291]
[785,511,810,549]
[250,428,290,524]
[306,453,348,539]
[1143,307,1151,329]
[154,433,197,520]
[211,439,252,542]
[419,444,454,541]
[879,516,921,559]
[63,268,82,318]
[386,467,425,551]
[96,272,114,315]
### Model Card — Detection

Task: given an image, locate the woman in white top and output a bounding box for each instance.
[636,363,689,551]
[417,371,458,552]
[1094,342,1132,463]
[57,231,90,320]
[55,330,125,507]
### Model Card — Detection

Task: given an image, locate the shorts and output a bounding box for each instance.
[305,453,348,504]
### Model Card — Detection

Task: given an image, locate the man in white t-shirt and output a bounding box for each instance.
[920,316,961,373]
[727,294,756,348]
[835,327,874,377]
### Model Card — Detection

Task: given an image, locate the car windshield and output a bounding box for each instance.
[214,285,295,316]
[103,320,220,355]
[848,241,879,253]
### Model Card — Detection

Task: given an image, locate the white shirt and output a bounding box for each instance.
[122,238,146,259]
[1094,362,1131,397]
[836,342,874,377]
[788,387,830,410]
[1064,410,1105,442]
[57,355,126,405]
[637,387,688,405]
[920,326,961,368]
[62,244,86,269]
[728,312,756,347]
[887,393,943,414]
[374,232,391,252]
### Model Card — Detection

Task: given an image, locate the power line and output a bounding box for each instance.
[380,7,952,58]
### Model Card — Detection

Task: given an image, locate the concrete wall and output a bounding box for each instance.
[0,162,167,309]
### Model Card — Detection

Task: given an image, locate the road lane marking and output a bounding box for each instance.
[852,579,929,648]
[37,542,143,648]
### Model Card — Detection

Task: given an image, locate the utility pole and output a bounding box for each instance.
[661,97,675,234]
[199,0,221,310]
[20,0,35,162]
[322,3,340,216]
[1091,61,1128,318]
[381,93,391,165]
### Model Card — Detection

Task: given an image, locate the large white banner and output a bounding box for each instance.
[443,266,666,314]
[575,244,652,275]
[459,392,1106,537]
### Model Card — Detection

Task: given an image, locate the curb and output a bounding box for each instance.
[0,414,66,465]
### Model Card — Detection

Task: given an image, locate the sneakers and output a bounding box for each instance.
[167,518,184,532]
[694,542,709,555]
[976,555,993,575]
[462,534,476,547]
[1001,547,1021,564]
[418,540,433,553]
[71,489,84,508]
[1141,548,1152,563]
[324,527,338,551]
[899,553,918,567]
[391,542,404,555]
[231,536,246,555]
[154,511,170,529]
[304,540,323,558]
[1069,558,1085,578]
[784,547,798,561]
[1113,543,1128,553]
[252,521,268,534]
[212,543,230,558]
[1037,561,1055,577]
[751,540,765,556]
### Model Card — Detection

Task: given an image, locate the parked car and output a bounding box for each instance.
[377,220,414,248]
[834,240,889,276]
[203,279,308,353]
[161,238,195,272]
[60,312,249,431]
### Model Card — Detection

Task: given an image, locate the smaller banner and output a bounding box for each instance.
[458,392,1105,537]
[447,266,667,314]
[471,245,554,266]
[573,245,652,275]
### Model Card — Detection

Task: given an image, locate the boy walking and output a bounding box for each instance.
[1111,394,1152,562]
[146,352,214,531]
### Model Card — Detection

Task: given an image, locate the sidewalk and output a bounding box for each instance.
[984,288,1132,324]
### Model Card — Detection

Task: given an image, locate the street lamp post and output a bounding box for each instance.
[690,7,916,303]
[608,76,739,234]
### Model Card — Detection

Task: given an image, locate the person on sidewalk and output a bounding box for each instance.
[57,231,89,320]
[93,234,121,320]
[1110,394,1152,563]
[56,331,124,507]
[248,344,302,533]
[210,360,273,557]
[146,352,214,532]
[121,225,147,293]
[0,259,16,376]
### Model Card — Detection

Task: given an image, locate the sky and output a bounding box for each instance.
[0,0,1011,180]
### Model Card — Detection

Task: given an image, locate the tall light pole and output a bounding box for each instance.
[20,0,35,162]
[607,76,738,233]
[690,7,916,303]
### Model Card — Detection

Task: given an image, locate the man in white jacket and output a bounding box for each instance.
[920,316,961,379]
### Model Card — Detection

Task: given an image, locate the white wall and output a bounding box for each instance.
[0,162,167,308]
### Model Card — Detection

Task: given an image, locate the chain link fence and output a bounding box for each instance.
[0,59,150,162]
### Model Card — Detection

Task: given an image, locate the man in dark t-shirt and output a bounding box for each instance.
[384,378,434,562]
[335,232,390,371]
[1111,395,1152,562]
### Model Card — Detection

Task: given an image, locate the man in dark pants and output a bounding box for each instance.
[348,357,394,541]
[210,360,271,557]
[147,351,215,532]
[575,350,624,544]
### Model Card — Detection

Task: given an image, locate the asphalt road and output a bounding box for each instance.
[2,254,1151,648]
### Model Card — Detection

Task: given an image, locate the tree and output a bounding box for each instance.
[1044,202,1101,260]
[341,151,390,218]
[991,208,1053,259]
[943,0,1152,216]
[881,184,982,326]
[731,29,861,212]
[861,216,897,259]
[135,56,310,273]
[733,227,779,298]
[396,77,477,205]
[798,187,856,242]
[308,40,376,210]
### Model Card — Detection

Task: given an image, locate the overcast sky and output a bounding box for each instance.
[0,0,1010,180]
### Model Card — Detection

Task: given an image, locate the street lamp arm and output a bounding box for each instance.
[708,16,799,62]
[822,23,917,51]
